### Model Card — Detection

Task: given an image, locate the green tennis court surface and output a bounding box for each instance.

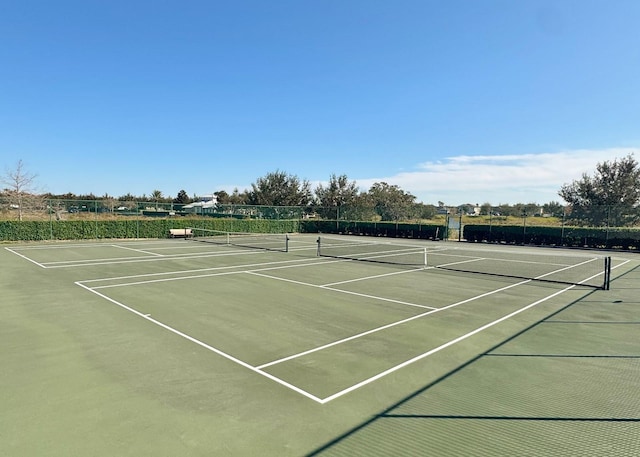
[2,235,639,456]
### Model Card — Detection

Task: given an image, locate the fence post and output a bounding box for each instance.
[137,202,140,239]
[605,205,611,247]
[488,210,492,242]
[49,198,53,240]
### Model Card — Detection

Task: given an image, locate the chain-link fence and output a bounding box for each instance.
[1,197,638,248]
[452,204,640,249]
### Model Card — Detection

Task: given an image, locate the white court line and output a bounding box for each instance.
[80,257,337,288]
[44,255,170,266]
[317,259,631,403]
[7,242,128,250]
[4,247,46,268]
[323,267,425,287]
[322,257,485,287]
[42,247,268,268]
[75,281,325,403]
[42,249,234,266]
[257,276,532,370]
[138,244,221,251]
[247,271,436,310]
[532,256,600,280]
[256,257,622,372]
[429,251,579,268]
[320,284,572,403]
[8,243,275,269]
[74,253,631,404]
[78,252,423,288]
[18,237,320,269]
[112,244,164,256]
[90,269,247,288]
[247,255,390,273]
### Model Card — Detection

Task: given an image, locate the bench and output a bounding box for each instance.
[169,228,193,238]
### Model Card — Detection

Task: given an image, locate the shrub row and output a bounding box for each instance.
[0,219,447,241]
[463,224,640,250]
[10,219,637,250]
[0,219,302,241]
[300,220,446,239]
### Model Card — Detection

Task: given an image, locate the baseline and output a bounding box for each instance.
[75,281,324,404]
[70,249,631,403]
[4,247,46,268]
[255,259,628,375]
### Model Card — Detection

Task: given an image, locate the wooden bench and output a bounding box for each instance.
[169,228,193,238]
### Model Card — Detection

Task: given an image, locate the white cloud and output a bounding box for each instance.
[356,147,637,205]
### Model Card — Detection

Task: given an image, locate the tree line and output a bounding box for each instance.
[3,154,640,226]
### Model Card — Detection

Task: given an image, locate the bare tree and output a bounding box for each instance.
[2,159,38,221]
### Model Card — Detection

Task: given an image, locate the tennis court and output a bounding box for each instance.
[2,234,639,456]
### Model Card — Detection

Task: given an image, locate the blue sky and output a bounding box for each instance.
[1,0,638,205]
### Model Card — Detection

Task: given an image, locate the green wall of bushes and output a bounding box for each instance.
[6,219,636,250]
[0,219,302,242]
[463,224,640,250]
[302,220,446,239]
[1,218,447,242]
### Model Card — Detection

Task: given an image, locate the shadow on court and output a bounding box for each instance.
[307,266,640,456]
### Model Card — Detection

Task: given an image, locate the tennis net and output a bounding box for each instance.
[316,236,611,289]
[188,227,289,252]
[316,236,427,267]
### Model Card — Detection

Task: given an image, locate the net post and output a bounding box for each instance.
[316,237,321,256]
[604,256,611,290]
[285,234,289,253]
[423,247,427,268]
[226,231,230,246]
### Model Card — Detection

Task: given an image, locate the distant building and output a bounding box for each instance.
[182,194,218,214]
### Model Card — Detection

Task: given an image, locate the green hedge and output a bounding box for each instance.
[0,219,446,241]
[5,219,636,250]
[184,219,300,235]
[300,220,446,239]
[0,219,302,242]
[463,224,640,250]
